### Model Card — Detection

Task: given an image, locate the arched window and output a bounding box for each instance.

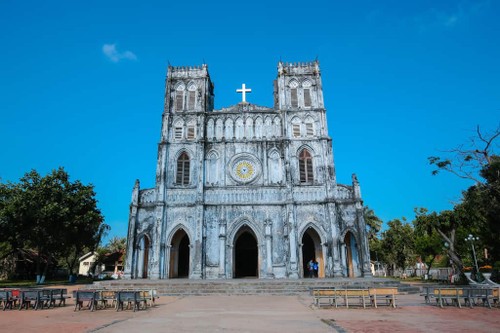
[176,152,190,185]
[299,149,314,183]
[289,80,299,108]
[175,84,185,112]
[187,83,197,110]
[302,80,312,108]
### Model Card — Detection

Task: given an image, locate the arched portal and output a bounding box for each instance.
[137,236,150,279]
[344,232,360,278]
[301,227,324,278]
[169,229,190,278]
[233,227,258,278]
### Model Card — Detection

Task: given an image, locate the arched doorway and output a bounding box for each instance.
[344,232,359,278]
[301,227,324,278]
[137,236,150,279]
[234,227,258,278]
[170,229,190,278]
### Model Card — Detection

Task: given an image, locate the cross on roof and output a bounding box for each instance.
[236,83,252,103]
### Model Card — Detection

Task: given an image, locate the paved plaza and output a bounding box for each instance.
[1,286,499,332]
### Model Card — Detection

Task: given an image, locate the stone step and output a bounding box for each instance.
[93,278,419,296]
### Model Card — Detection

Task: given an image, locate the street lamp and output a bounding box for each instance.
[465,234,480,278]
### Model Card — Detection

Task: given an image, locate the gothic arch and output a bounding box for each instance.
[299,222,326,278]
[228,217,262,278]
[173,117,185,126]
[303,113,317,121]
[227,217,263,246]
[167,224,192,278]
[225,118,234,139]
[206,119,215,138]
[167,223,194,248]
[268,148,280,159]
[174,82,186,90]
[301,79,312,87]
[341,228,362,278]
[339,228,361,245]
[173,147,194,160]
[135,233,151,279]
[288,78,299,88]
[296,145,315,157]
[299,221,326,244]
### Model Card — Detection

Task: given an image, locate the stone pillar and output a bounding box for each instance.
[124,180,140,279]
[165,245,171,279]
[341,243,347,277]
[265,219,274,278]
[191,207,204,279]
[287,211,299,278]
[219,219,226,278]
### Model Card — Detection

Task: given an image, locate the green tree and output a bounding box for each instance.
[413,208,447,276]
[429,125,500,269]
[380,218,416,275]
[0,168,108,282]
[363,206,383,263]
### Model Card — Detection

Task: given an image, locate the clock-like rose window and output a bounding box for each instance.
[228,154,261,184]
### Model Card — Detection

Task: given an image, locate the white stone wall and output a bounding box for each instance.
[124,62,372,280]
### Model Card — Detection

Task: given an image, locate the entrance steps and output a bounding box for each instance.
[94,278,420,296]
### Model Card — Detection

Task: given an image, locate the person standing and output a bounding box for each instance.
[313,260,319,278]
[308,259,314,278]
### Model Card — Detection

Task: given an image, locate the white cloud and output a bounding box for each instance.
[102,44,137,63]
[414,0,490,32]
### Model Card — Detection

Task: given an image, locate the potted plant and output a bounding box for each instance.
[479,265,492,280]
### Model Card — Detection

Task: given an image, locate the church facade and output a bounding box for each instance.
[124,61,372,280]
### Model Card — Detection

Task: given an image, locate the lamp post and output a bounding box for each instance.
[465,234,480,276]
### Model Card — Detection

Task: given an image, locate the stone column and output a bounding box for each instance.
[124,180,140,279]
[219,219,226,278]
[265,219,274,278]
[165,245,171,279]
[287,211,299,278]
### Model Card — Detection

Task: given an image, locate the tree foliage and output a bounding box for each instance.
[428,124,500,278]
[0,168,108,281]
[379,218,416,272]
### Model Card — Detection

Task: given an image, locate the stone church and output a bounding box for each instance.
[124,61,372,280]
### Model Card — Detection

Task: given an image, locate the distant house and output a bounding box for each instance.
[78,252,103,276]
[0,249,56,280]
[103,251,125,275]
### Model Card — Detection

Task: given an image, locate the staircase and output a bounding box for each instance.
[95,278,420,296]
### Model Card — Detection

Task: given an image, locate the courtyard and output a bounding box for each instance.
[1,286,499,333]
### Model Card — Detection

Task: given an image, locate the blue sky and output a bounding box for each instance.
[1,1,498,243]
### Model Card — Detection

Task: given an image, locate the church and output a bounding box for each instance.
[124,61,372,279]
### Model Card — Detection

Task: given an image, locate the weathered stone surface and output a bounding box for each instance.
[124,61,371,280]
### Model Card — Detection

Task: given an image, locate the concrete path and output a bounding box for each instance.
[1,289,499,332]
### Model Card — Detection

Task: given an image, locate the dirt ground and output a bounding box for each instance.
[1,285,499,332]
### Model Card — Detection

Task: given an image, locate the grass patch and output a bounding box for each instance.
[0,277,94,288]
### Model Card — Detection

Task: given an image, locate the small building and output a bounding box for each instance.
[78,252,102,276]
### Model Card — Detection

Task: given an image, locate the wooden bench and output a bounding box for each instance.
[139,289,158,307]
[369,288,398,308]
[312,289,340,307]
[116,291,146,312]
[466,287,493,309]
[18,290,50,310]
[0,291,15,310]
[420,286,434,304]
[340,289,370,308]
[492,287,499,307]
[98,290,117,309]
[49,288,70,307]
[433,288,470,308]
[74,290,99,311]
